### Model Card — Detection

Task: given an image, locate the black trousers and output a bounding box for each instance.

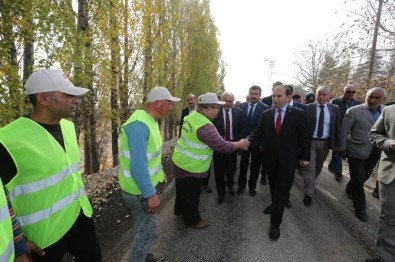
[174,177,202,225]
[201,164,211,186]
[347,147,381,211]
[238,148,263,190]
[32,210,102,262]
[213,151,238,196]
[266,161,295,227]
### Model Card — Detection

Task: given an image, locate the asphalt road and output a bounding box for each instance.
[120,162,381,262]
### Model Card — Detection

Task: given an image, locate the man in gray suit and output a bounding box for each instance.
[368,103,395,262]
[302,86,340,206]
[339,87,386,222]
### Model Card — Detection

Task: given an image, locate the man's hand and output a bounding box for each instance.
[147,194,160,214]
[15,241,45,262]
[235,139,250,151]
[299,160,309,167]
[390,140,395,151]
[339,150,347,160]
[158,173,168,191]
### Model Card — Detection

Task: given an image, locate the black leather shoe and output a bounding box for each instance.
[260,176,267,185]
[365,258,384,262]
[269,225,280,240]
[335,173,343,182]
[346,189,353,200]
[355,210,368,222]
[285,199,292,208]
[202,185,212,193]
[303,195,312,206]
[228,188,235,197]
[217,195,225,205]
[263,205,273,215]
[236,187,245,195]
[249,189,256,197]
[372,188,379,199]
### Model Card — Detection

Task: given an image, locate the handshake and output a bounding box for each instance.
[234,138,250,151]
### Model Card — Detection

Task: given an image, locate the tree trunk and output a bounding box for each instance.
[367,0,384,88]
[110,0,120,167]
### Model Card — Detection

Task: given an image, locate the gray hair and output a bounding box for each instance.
[221,91,235,101]
[343,84,356,92]
[367,87,387,97]
[316,85,331,93]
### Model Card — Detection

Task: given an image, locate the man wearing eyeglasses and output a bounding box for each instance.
[329,84,361,182]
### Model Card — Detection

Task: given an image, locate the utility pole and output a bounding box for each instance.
[264,59,276,83]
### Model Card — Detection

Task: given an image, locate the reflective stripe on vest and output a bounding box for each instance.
[0,180,14,262]
[118,110,164,195]
[172,111,213,173]
[17,187,86,227]
[9,163,80,199]
[0,118,93,248]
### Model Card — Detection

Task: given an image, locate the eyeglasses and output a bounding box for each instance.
[346,91,356,94]
[368,96,382,100]
[210,106,220,110]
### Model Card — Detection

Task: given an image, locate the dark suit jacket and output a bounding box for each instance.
[330,97,361,122]
[292,101,307,111]
[240,101,269,140]
[248,106,311,170]
[261,95,272,107]
[213,107,243,141]
[306,102,340,150]
[179,107,191,137]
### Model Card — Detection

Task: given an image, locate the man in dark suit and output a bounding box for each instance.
[238,85,269,196]
[213,92,243,204]
[179,94,197,137]
[329,84,361,182]
[248,84,310,240]
[303,86,340,206]
[261,81,283,106]
[339,87,386,222]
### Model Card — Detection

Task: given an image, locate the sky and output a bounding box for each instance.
[209,0,354,101]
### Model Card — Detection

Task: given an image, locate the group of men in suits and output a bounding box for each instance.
[177,83,394,252]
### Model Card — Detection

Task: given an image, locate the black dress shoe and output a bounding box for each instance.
[260,176,267,185]
[365,258,384,262]
[285,199,292,208]
[263,205,273,215]
[236,187,245,194]
[372,188,379,199]
[249,189,256,197]
[228,188,235,197]
[269,225,280,240]
[335,173,343,182]
[346,189,353,200]
[303,195,312,206]
[355,210,368,222]
[217,195,225,204]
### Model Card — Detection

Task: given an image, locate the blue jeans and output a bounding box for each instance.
[122,191,158,262]
[328,151,343,175]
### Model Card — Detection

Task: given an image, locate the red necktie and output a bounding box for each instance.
[275,109,282,136]
[225,109,230,141]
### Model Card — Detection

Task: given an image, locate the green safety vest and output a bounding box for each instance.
[0,118,93,248]
[172,111,213,173]
[118,110,164,195]
[0,179,14,262]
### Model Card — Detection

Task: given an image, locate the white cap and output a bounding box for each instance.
[147,87,180,102]
[25,69,89,96]
[198,93,225,105]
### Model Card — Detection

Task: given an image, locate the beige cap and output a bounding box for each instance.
[147,87,181,102]
[198,93,225,105]
[25,69,89,96]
